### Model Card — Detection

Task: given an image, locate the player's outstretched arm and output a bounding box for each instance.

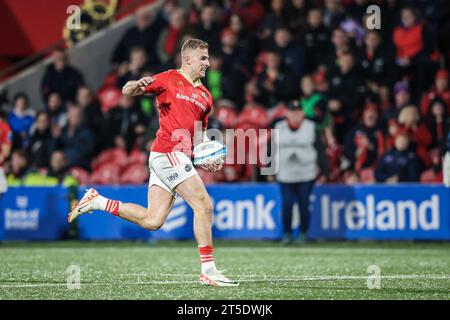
[122,77,154,96]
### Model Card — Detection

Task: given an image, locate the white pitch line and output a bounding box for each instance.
[159,274,450,280]
[1,274,449,289]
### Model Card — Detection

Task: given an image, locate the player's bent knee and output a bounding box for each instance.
[141,216,165,231]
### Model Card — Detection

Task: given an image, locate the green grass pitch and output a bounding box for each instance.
[0,240,449,299]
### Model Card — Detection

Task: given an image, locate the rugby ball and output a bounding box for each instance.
[193,140,227,166]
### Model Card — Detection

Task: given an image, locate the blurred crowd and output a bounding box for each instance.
[1,0,450,186]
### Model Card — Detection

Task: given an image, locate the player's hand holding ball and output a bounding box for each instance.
[201,158,224,172]
[193,140,227,173]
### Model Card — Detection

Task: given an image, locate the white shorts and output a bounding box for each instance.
[148,151,198,196]
[0,168,7,194]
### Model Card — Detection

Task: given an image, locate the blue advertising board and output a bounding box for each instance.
[76,186,194,240]
[309,184,450,240]
[0,187,70,240]
[1,184,449,241]
[76,183,282,240]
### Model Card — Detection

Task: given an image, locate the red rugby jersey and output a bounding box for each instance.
[0,119,12,166]
[145,69,212,156]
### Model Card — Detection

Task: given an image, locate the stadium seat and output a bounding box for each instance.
[91,148,128,171]
[420,169,440,184]
[237,105,269,130]
[70,167,90,185]
[127,149,148,166]
[267,104,288,124]
[98,87,122,113]
[101,71,118,89]
[120,163,149,185]
[89,163,121,185]
[215,106,238,128]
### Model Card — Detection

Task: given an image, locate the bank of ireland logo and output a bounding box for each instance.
[161,197,188,232]
[16,196,28,209]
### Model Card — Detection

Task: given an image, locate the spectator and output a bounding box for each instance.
[194,5,221,52]
[156,7,186,66]
[6,149,30,185]
[28,111,52,169]
[228,14,258,64]
[101,95,147,152]
[7,93,35,149]
[343,103,385,172]
[398,105,432,168]
[392,6,434,101]
[326,50,366,143]
[116,46,150,89]
[112,2,165,65]
[271,26,304,79]
[46,92,68,130]
[420,69,450,116]
[206,53,225,100]
[50,106,94,170]
[382,81,411,125]
[256,50,297,107]
[258,0,289,45]
[273,103,328,244]
[322,0,346,30]
[302,7,331,73]
[187,0,205,26]
[219,28,251,106]
[45,150,78,186]
[357,30,397,88]
[325,28,353,71]
[425,98,450,150]
[75,86,104,151]
[41,49,84,103]
[286,0,310,37]
[375,129,421,183]
[299,74,329,129]
[339,17,365,48]
[224,0,264,31]
[347,0,371,23]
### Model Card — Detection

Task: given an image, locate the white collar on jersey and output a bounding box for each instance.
[177,69,202,87]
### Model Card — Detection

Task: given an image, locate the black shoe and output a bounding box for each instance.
[281,234,292,246]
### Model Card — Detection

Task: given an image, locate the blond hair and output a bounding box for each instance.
[181,39,208,55]
[398,105,420,124]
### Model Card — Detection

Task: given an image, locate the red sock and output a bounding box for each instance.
[199,245,214,264]
[105,199,121,216]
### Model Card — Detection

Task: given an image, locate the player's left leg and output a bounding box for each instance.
[67,185,176,229]
[175,174,239,287]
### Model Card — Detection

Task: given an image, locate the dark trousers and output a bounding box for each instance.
[279,180,315,235]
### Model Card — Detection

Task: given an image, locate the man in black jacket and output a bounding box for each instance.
[326,50,366,143]
[50,106,94,170]
[101,95,148,152]
[357,30,397,88]
[41,49,84,103]
[375,129,421,183]
[302,8,331,73]
[112,4,165,66]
